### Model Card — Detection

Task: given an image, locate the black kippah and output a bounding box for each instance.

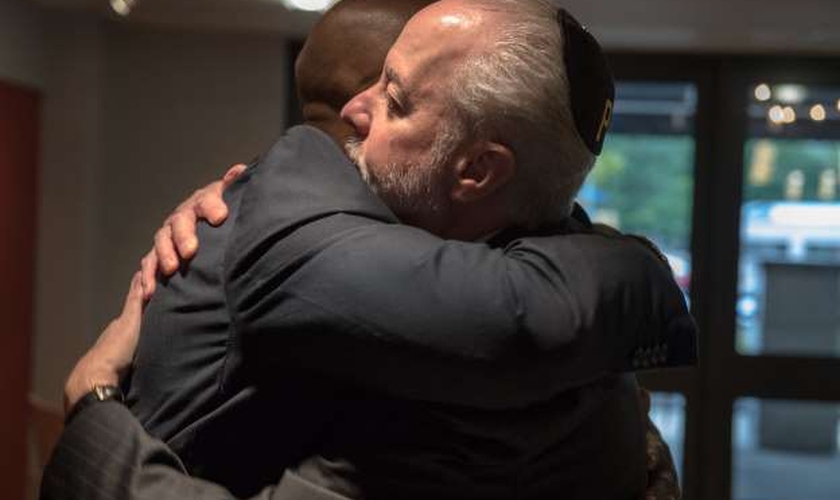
[557,8,615,155]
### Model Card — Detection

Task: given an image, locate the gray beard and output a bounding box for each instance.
[344,136,450,222]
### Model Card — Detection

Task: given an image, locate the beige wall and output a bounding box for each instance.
[0,2,289,404]
[32,12,106,406]
[92,25,288,344]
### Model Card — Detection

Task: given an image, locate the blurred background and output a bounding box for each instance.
[1,0,839,499]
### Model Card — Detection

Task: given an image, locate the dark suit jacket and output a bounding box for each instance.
[44,126,697,500]
[43,376,647,500]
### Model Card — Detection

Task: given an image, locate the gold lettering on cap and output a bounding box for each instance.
[596,99,613,144]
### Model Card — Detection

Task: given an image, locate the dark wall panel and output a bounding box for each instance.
[0,79,39,500]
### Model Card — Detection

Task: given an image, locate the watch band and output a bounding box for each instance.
[65,385,125,425]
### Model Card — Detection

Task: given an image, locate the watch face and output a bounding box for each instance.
[93,385,124,402]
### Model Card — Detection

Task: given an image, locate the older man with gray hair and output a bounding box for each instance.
[42,1,692,499]
[339,0,611,240]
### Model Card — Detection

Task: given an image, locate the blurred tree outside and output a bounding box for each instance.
[580,134,695,251]
[743,139,840,202]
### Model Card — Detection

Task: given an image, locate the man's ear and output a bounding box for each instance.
[450,142,516,203]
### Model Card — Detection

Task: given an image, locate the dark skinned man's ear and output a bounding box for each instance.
[450,142,516,203]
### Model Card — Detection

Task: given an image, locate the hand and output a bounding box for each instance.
[140,163,245,298]
[640,389,681,500]
[64,273,145,416]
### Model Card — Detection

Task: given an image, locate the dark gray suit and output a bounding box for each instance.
[43,126,697,500]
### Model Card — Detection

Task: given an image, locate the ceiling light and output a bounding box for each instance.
[754,83,771,101]
[280,0,337,12]
[768,105,785,124]
[782,106,796,124]
[810,104,826,122]
[110,0,136,16]
[775,84,806,104]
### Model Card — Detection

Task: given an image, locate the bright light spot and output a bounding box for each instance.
[110,0,135,16]
[769,203,840,227]
[737,296,758,318]
[754,83,771,101]
[775,84,806,104]
[837,98,840,112]
[440,14,465,26]
[810,104,827,122]
[281,0,336,12]
[784,170,805,200]
[782,106,796,124]
[768,105,785,124]
[664,253,689,278]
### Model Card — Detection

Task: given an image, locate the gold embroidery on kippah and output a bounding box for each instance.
[596,98,613,144]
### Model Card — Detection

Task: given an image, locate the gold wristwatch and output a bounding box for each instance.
[65,385,125,425]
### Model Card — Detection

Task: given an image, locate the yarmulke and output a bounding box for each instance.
[557,8,615,155]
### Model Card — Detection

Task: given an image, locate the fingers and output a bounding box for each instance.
[222,163,247,189]
[122,272,144,319]
[195,181,229,227]
[140,250,158,299]
[170,211,198,260]
[197,163,244,227]
[144,165,242,290]
[154,224,180,276]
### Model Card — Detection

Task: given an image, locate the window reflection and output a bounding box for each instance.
[733,398,840,500]
[579,82,697,296]
[649,392,686,482]
[737,83,840,357]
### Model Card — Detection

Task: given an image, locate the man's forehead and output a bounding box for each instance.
[386,1,489,86]
[401,0,486,43]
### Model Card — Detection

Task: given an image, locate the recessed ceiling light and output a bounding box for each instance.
[754,83,771,101]
[280,0,337,12]
[810,104,826,122]
[110,0,136,16]
[768,105,785,124]
[782,106,796,124]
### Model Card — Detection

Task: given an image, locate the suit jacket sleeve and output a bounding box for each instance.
[224,126,697,408]
[40,402,350,500]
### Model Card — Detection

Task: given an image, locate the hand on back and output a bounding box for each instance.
[139,163,246,298]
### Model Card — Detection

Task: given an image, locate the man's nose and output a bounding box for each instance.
[340,89,371,138]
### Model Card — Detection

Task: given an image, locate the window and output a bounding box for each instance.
[737,83,840,358]
[733,398,840,500]
[580,82,697,296]
[650,392,687,481]
[600,57,840,500]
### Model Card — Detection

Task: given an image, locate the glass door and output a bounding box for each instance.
[732,81,840,500]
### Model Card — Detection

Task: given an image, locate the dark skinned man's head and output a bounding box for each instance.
[294,0,435,144]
